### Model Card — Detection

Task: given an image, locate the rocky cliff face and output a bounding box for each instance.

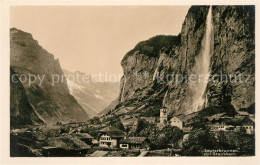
[110,6,255,117]
[10,68,44,128]
[10,28,89,127]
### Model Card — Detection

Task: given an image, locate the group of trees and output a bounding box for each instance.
[134,119,183,150]
[181,126,255,156]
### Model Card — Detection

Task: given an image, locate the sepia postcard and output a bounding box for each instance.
[0,0,259,165]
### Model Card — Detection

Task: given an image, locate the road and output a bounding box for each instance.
[89,151,108,157]
[138,151,148,157]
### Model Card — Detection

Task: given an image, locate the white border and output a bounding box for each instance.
[1,0,259,165]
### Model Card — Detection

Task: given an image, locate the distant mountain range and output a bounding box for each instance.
[63,69,120,118]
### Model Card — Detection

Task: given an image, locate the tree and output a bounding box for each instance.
[182,128,217,156]
[113,121,125,131]
[139,124,183,150]
[162,126,183,147]
[216,131,233,149]
[190,116,207,129]
[125,127,130,134]
[89,117,101,125]
[136,119,149,134]
[235,127,254,155]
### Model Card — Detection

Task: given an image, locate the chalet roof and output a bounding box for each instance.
[249,117,255,122]
[120,117,138,125]
[177,113,197,122]
[208,123,227,126]
[99,126,125,138]
[120,137,147,144]
[207,113,227,121]
[240,116,255,125]
[99,126,123,132]
[73,133,93,139]
[124,115,131,119]
[105,132,125,138]
[237,111,250,116]
[42,146,57,150]
[182,127,192,132]
[170,116,183,121]
[140,117,156,123]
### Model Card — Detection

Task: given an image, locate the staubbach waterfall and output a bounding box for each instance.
[190,6,213,112]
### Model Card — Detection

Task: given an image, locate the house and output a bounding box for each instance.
[65,122,84,128]
[236,111,250,117]
[235,110,254,118]
[88,124,100,129]
[72,133,94,145]
[69,127,82,134]
[209,122,235,132]
[119,137,149,150]
[140,117,156,123]
[209,123,226,131]
[183,134,189,142]
[169,116,183,129]
[98,126,125,148]
[124,115,131,120]
[182,127,192,133]
[206,113,229,122]
[120,117,138,130]
[235,116,255,134]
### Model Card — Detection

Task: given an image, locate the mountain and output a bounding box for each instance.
[106,6,255,117]
[63,69,120,118]
[10,28,89,127]
[98,98,119,116]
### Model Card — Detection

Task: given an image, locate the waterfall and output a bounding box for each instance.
[162,90,168,106]
[190,6,213,112]
[120,77,126,103]
[152,67,159,81]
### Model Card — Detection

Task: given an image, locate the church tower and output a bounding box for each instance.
[160,107,168,125]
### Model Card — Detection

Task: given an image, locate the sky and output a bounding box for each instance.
[10,6,190,77]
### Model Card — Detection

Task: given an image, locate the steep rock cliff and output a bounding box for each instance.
[110,6,255,117]
[10,28,89,126]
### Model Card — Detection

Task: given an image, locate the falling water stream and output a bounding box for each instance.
[120,77,126,103]
[190,6,213,112]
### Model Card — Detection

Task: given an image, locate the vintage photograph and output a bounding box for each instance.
[9,5,255,157]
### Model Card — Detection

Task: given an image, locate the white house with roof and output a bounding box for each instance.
[235,117,255,134]
[119,137,149,150]
[98,126,125,148]
[169,117,183,129]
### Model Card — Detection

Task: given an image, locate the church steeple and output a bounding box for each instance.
[160,107,168,125]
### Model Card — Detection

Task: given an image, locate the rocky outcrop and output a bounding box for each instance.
[208,6,255,110]
[119,35,178,102]
[110,6,255,117]
[10,28,89,126]
[10,68,44,128]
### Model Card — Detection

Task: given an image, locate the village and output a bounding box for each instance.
[11,105,255,157]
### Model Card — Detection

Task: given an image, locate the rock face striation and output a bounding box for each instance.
[10,28,89,127]
[110,6,255,117]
